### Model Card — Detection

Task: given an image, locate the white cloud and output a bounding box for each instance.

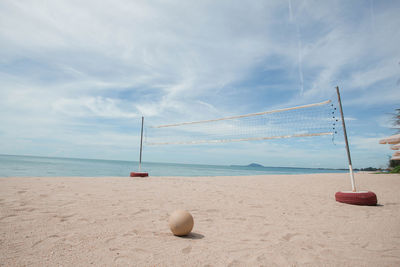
[0,0,399,167]
[52,97,138,118]
[348,60,399,89]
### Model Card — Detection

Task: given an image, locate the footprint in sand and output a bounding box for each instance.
[122,230,139,237]
[206,209,219,213]
[158,215,168,221]
[60,201,75,207]
[133,209,149,215]
[282,233,300,241]
[105,237,116,244]
[227,260,243,267]
[31,234,60,248]
[250,215,265,219]
[322,231,331,238]
[0,214,17,221]
[53,213,76,222]
[182,245,192,254]
[133,247,149,253]
[361,242,369,248]
[153,232,170,237]
[114,256,131,265]
[13,207,35,212]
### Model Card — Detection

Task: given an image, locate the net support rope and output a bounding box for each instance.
[145,100,335,146]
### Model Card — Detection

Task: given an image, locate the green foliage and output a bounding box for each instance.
[390,165,400,173]
[390,159,400,168]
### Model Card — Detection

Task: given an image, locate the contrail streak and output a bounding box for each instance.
[288,0,293,22]
[370,0,375,32]
[288,0,304,95]
[296,24,304,95]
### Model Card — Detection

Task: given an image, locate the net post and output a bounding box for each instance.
[336,86,356,192]
[139,116,144,172]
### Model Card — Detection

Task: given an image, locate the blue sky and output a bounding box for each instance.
[0,0,399,169]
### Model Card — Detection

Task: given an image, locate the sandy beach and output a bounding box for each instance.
[1,173,399,266]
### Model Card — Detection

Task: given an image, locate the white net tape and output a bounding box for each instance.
[145,100,335,146]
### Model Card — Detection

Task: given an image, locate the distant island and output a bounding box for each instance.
[246,163,264,168]
[230,163,265,168]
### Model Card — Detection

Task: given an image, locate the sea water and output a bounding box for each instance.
[0,154,347,177]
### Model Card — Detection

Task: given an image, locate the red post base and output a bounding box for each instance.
[335,191,377,206]
[130,172,149,177]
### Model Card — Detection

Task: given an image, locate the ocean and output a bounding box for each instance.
[0,154,348,177]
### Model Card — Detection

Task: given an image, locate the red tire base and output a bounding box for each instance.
[335,191,377,206]
[130,172,149,177]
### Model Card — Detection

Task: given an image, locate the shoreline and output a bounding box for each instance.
[1,173,399,266]
[0,154,356,177]
[0,170,392,179]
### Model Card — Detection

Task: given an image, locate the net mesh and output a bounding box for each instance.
[145,100,336,145]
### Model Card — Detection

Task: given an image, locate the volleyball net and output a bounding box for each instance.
[144,100,337,146]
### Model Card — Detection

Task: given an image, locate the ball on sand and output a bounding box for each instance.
[168,210,194,236]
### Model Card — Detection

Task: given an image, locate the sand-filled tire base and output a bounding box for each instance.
[335,191,377,206]
[130,172,149,177]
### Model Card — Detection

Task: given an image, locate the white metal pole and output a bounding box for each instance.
[139,116,144,172]
[336,86,356,192]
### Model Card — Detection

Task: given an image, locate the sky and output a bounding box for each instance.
[0,0,399,169]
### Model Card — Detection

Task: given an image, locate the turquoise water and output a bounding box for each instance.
[0,154,347,177]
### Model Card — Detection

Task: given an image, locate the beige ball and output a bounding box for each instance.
[168,210,194,236]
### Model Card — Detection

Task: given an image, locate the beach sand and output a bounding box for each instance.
[1,173,399,266]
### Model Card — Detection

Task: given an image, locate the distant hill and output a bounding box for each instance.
[230,163,265,168]
[246,163,264,168]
